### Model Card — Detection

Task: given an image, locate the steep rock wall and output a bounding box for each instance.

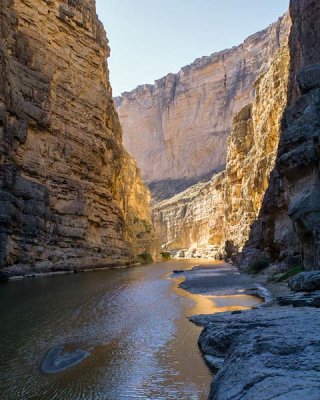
[116,15,290,189]
[241,0,320,271]
[0,0,152,274]
[117,151,154,257]
[152,40,290,259]
[225,44,290,253]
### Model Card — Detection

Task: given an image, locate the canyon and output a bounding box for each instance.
[0,0,153,275]
[117,0,320,274]
[1,0,320,399]
[152,39,290,261]
[117,13,292,263]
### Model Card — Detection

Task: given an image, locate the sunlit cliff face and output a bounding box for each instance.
[116,15,289,187]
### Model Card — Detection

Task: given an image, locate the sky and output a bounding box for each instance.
[96,0,289,96]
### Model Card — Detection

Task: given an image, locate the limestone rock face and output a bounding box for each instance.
[117,151,154,257]
[152,40,290,259]
[0,0,153,274]
[241,0,320,270]
[152,172,226,258]
[224,44,290,253]
[115,15,290,188]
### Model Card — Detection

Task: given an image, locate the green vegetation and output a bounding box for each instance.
[160,251,171,261]
[270,265,305,282]
[137,252,153,264]
[247,256,272,274]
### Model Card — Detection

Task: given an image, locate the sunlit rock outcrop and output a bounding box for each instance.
[115,15,290,195]
[117,151,154,257]
[224,44,290,254]
[0,0,153,274]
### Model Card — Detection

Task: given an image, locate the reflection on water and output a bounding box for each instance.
[0,260,261,400]
[172,275,262,315]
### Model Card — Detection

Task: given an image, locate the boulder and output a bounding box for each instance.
[288,271,320,292]
[192,308,320,400]
[278,290,320,307]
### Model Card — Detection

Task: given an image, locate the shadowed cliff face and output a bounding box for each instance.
[241,0,320,271]
[115,15,290,189]
[0,0,153,274]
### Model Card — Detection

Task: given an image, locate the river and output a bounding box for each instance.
[0,260,260,400]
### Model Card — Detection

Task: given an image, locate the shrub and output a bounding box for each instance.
[271,265,305,282]
[248,256,272,274]
[137,252,153,264]
[160,251,171,261]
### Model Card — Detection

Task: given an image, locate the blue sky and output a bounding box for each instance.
[96,0,289,96]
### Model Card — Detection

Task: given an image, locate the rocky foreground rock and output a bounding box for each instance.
[288,271,320,292]
[191,308,320,400]
[276,271,320,307]
[0,0,153,274]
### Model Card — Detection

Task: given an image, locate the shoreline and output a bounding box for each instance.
[0,262,143,283]
[169,265,263,317]
[181,262,320,399]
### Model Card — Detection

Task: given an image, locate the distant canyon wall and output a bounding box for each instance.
[0,0,153,274]
[115,15,290,189]
[152,42,290,259]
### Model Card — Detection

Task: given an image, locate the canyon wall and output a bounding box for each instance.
[0,0,153,275]
[153,172,226,258]
[115,15,290,194]
[153,40,290,259]
[241,0,320,271]
[154,0,320,272]
[224,43,290,254]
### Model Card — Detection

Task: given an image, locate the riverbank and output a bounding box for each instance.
[170,263,262,317]
[181,262,320,399]
[173,261,270,303]
[0,263,142,282]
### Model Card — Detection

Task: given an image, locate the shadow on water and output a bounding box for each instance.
[0,260,261,400]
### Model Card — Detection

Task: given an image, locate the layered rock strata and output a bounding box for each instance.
[115,15,290,191]
[153,41,290,259]
[241,0,320,270]
[0,0,153,274]
[153,172,226,258]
